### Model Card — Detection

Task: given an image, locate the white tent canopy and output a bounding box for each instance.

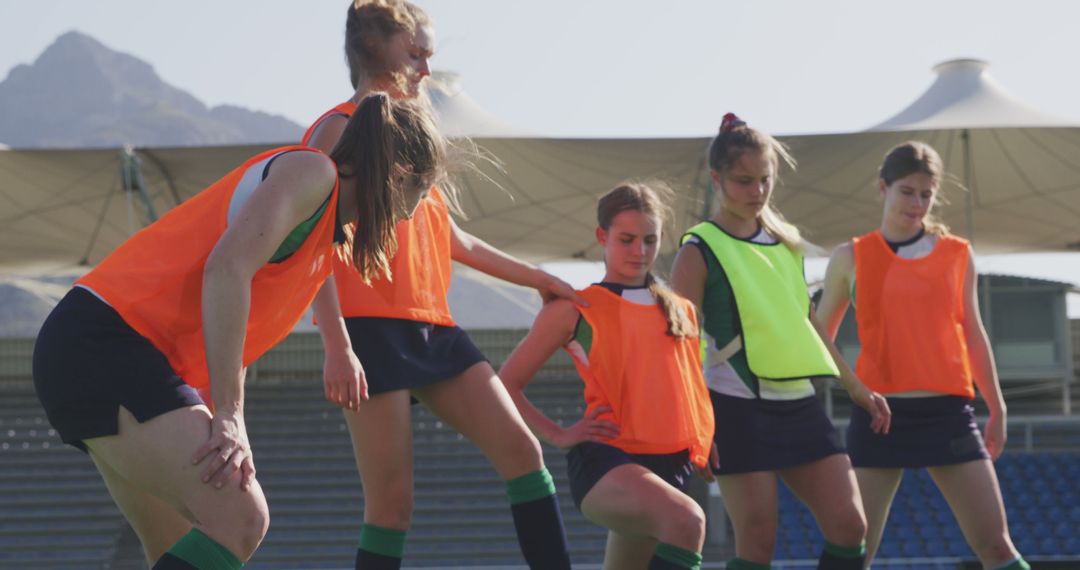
[426,71,530,138]
[776,59,1080,252]
[871,59,1074,131]
[2,61,1080,275]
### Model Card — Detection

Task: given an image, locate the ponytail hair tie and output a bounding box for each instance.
[720,112,745,133]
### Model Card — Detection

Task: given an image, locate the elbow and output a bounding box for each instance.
[203,249,255,291]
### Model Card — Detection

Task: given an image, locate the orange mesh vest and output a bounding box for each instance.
[564,286,715,467]
[852,231,974,398]
[304,101,455,325]
[78,146,339,390]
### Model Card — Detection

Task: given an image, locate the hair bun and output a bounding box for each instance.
[720,112,746,133]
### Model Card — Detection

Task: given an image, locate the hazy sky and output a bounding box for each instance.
[3,1,1079,313]
[4,0,1080,137]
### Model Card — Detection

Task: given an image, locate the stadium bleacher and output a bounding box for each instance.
[771,453,1080,566]
[0,331,1078,569]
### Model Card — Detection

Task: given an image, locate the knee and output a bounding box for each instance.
[362,482,414,529]
[823,507,867,547]
[733,514,776,559]
[494,429,544,477]
[206,491,269,561]
[237,498,270,559]
[658,500,706,548]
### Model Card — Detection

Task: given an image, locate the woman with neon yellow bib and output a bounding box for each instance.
[671,113,891,570]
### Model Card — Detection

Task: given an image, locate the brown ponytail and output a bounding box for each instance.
[598,182,696,338]
[330,92,448,283]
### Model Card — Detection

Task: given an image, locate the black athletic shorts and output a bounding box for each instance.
[566,441,694,509]
[344,317,487,395]
[33,287,204,452]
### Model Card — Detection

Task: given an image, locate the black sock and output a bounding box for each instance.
[151,553,198,570]
[354,524,406,570]
[817,540,865,570]
[355,549,403,570]
[509,493,572,569]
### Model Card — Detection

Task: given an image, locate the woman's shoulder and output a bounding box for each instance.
[829,241,856,266]
[270,149,337,181]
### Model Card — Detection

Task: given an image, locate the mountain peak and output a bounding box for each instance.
[0,31,302,148]
[51,29,109,51]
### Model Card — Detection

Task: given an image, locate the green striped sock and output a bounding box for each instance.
[989,558,1030,570]
[824,540,866,558]
[725,557,771,570]
[358,524,406,558]
[166,528,243,569]
[504,468,556,505]
[654,542,702,569]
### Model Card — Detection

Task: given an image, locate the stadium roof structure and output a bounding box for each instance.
[2,60,1080,273]
[777,58,1080,253]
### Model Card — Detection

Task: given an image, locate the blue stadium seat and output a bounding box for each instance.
[1014,535,1038,555]
[1037,537,1061,555]
[890,508,913,525]
[1036,492,1058,508]
[941,524,964,540]
[878,539,901,558]
[947,539,970,557]
[895,526,918,541]
[924,538,948,557]
[918,524,940,540]
[934,509,955,524]
[927,493,949,510]
[899,539,923,557]
[1053,521,1074,539]
[1029,521,1051,538]
[781,525,803,543]
[786,538,815,560]
[1024,506,1046,524]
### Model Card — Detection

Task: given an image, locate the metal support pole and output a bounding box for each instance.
[120,144,158,224]
[961,129,975,245]
[1061,294,1074,415]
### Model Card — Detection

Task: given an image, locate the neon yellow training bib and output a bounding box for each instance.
[683,222,838,381]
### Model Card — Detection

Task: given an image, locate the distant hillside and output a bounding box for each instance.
[0,31,302,148]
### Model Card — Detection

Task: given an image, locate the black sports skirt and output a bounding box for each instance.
[847,395,989,468]
[710,391,844,475]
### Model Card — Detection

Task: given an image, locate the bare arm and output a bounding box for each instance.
[669,242,722,476]
[449,218,585,305]
[196,150,337,489]
[810,307,891,434]
[816,242,855,340]
[961,248,1007,459]
[670,243,707,315]
[313,276,368,409]
[304,112,370,409]
[305,114,348,154]
[498,300,618,449]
